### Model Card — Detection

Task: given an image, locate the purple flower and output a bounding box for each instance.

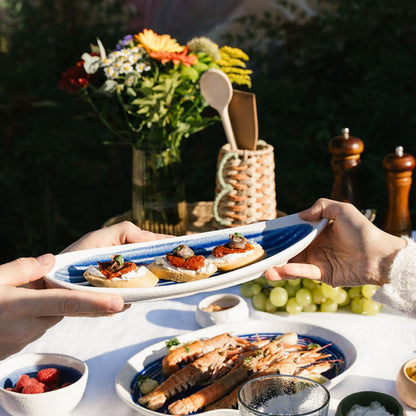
[115,34,133,51]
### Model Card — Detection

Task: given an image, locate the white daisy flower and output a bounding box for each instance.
[136,63,147,73]
[122,63,132,73]
[128,54,139,64]
[104,67,117,78]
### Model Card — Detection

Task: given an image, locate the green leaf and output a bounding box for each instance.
[126,87,136,97]
[180,66,199,82]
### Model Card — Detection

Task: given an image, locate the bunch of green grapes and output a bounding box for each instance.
[240,276,382,315]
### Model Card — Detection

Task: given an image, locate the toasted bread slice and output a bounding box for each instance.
[148,258,217,283]
[210,243,266,272]
[83,266,159,288]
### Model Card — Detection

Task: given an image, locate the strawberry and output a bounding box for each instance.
[22,384,46,394]
[37,368,60,386]
[15,374,31,392]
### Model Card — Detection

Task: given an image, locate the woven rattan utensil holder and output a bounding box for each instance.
[213,140,277,227]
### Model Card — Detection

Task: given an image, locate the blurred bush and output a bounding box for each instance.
[225,0,416,219]
[1,0,416,262]
[0,0,140,261]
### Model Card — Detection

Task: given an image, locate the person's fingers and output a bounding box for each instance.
[117,221,172,243]
[0,254,55,287]
[8,316,63,341]
[12,287,126,317]
[298,197,354,223]
[265,263,322,281]
[61,221,172,253]
[297,198,328,222]
[64,303,131,317]
[26,278,47,290]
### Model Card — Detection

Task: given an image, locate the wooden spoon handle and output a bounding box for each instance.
[220,107,237,151]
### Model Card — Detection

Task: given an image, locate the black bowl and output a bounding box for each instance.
[336,391,404,416]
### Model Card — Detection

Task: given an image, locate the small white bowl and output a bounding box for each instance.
[196,293,249,327]
[396,357,416,409]
[0,352,88,416]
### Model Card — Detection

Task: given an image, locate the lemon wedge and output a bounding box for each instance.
[304,374,330,384]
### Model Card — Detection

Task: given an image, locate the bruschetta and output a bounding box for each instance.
[208,232,266,272]
[83,254,159,288]
[148,244,217,282]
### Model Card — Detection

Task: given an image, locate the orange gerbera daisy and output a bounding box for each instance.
[149,48,197,67]
[135,29,184,53]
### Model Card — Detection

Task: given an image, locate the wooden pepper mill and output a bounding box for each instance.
[382,146,415,236]
[328,127,364,208]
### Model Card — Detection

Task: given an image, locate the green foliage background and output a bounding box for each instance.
[1,0,416,263]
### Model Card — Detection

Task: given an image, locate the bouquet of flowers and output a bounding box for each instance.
[59,29,251,168]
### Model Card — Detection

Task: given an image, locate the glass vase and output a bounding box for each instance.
[131,147,188,235]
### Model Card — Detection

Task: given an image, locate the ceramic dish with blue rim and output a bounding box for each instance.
[44,213,327,303]
[115,319,357,416]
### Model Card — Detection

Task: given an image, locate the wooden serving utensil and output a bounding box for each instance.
[199,69,237,151]
[228,89,258,150]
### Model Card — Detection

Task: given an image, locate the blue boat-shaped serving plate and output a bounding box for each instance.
[45,213,327,302]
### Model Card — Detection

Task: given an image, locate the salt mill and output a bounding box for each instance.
[382,146,415,236]
[328,127,364,208]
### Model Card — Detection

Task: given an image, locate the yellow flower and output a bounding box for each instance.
[218,46,252,88]
[135,29,184,53]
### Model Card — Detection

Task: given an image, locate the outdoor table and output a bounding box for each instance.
[2,284,415,416]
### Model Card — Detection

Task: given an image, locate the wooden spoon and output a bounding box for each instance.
[228,90,258,151]
[199,69,237,151]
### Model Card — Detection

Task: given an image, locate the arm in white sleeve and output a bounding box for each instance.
[373,236,416,317]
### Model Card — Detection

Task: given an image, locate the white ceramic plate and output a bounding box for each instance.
[45,214,327,303]
[115,319,357,415]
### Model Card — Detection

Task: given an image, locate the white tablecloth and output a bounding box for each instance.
[1,284,415,416]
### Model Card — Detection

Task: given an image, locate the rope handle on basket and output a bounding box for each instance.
[213,150,239,226]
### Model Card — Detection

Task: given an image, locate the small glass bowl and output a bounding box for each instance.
[238,374,330,416]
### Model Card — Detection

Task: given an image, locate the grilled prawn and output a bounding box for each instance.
[167,340,285,415]
[139,346,240,410]
[162,333,249,376]
[205,342,338,411]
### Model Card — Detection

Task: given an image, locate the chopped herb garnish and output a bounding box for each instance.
[244,357,253,363]
[166,337,180,348]
[308,343,320,350]
[185,346,190,353]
